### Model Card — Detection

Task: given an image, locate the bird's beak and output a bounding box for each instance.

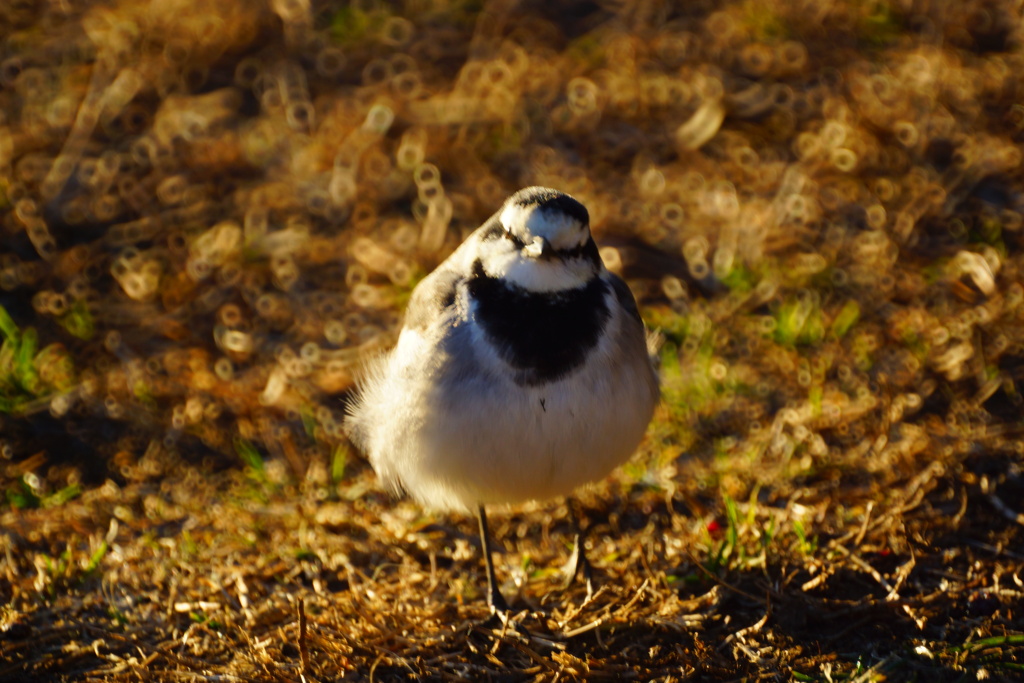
[523,236,551,259]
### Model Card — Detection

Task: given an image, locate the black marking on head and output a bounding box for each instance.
[511,188,590,228]
[491,213,601,267]
[561,236,602,265]
[503,231,601,266]
[504,228,527,250]
[467,259,610,386]
[480,218,504,242]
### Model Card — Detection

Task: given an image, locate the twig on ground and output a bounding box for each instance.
[853,501,874,547]
[297,598,309,675]
[833,544,895,596]
[980,475,1024,526]
[719,603,770,651]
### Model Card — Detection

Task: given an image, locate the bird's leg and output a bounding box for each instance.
[476,505,510,615]
[561,497,594,599]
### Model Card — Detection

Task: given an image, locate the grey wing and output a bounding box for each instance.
[403,262,463,331]
[607,273,663,368]
[344,265,462,453]
[607,273,643,325]
[402,214,501,332]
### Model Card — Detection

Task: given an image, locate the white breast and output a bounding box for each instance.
[353,284,659,512]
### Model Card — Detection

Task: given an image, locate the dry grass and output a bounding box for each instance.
[2,0,1024,680]
[2,448,1023,681]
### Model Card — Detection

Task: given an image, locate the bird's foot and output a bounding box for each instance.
[479,601,533,641]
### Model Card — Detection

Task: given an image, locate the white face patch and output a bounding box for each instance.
[500,202,589,252]
[477,237,599,292]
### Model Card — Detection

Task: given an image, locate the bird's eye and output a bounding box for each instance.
[504,230,526,249]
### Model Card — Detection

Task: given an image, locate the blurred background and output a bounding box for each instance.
[3,1,1024,679]
[3,0,1023,498]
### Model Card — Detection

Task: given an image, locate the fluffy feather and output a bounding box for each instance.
[345,187,660,512]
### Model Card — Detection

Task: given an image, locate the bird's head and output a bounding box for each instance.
[478,187,602,292]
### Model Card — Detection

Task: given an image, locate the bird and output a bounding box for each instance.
[345,186,660,615]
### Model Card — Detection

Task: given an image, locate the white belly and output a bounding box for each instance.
[353,322,658,512]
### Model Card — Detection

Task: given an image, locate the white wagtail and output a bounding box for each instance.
[346,186,660,614]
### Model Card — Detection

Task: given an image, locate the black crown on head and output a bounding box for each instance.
[509,187,590,228]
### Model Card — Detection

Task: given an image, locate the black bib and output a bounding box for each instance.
[466,259,610,386]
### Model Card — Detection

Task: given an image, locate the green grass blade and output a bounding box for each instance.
[0,304,19,342]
